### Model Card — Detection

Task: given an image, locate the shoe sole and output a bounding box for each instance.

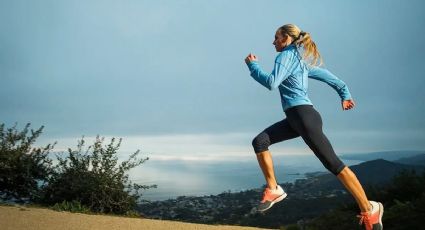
[371,202,384,230]
[257,192,287,212]
[378,202,384,230]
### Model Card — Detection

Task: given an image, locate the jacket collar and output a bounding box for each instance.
[283,44,297,51]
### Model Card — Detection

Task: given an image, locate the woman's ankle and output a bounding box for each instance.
[360,201,373,214]
[267,184,278,190]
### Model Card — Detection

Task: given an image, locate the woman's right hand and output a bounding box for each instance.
[245,53,258,64]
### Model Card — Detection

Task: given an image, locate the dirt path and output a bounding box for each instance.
[0,205,271,230]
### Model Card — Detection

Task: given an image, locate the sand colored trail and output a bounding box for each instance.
[0,205,270,230]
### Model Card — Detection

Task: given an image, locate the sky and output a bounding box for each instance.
[1,0,425,161]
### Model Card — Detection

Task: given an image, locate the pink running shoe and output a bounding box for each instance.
[257,185,287,212]
[357,201,384,230]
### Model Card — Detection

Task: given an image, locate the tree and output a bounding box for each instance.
[0,123,55,203]
[40,136,156,215]
[305,170,425,229]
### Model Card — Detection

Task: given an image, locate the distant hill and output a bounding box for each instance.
[395,154,425,166]
[340,150,425,162]
[303,159,425,191]
[139,158,425,229]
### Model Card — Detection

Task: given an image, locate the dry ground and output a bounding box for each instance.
[0,205,272,230]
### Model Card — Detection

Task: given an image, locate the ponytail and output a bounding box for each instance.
[278,24,323,66]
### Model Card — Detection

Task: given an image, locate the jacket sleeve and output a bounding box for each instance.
[246,53,292,90]
[307,65,352,100]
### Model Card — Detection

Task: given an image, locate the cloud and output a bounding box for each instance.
[2,0,425,154]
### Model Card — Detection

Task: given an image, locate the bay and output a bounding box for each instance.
[129,155,363,201]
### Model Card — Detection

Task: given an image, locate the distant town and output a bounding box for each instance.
[138,156,425,228]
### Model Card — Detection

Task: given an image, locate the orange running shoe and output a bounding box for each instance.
[357,201,384,230]
[257,185,287,212]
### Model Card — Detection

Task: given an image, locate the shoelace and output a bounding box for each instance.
[357,212,372,229]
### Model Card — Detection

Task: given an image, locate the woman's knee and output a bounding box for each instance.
[325,160,346,176]
[314,152,346,176]
[252,132,270,154]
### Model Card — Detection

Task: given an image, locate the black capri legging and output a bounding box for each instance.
[252,104,346,175]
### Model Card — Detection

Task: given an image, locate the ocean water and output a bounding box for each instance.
[129,155,363,201]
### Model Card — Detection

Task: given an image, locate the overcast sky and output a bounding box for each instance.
[1,0,424,160]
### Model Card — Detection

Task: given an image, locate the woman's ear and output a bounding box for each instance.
[284,34,292,45]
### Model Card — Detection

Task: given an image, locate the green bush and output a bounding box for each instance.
[305,170,425,229]
[283,224,300,230]
[0,123,55,203]
[40,136,156,215]
[51,200,90,213]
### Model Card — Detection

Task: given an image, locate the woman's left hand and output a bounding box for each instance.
[245,53,258,64]
[342,99,355,110]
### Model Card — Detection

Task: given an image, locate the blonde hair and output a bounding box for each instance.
[278,24,323,66]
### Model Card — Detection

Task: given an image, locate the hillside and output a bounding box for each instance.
[302,159,425,191]
[395,154,425,166]
[138,159,425,229]
[340,150,425,161]
[0,205,268,230]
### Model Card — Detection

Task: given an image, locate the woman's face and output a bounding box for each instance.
[273,30,290,52]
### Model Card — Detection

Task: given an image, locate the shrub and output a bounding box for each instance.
[0,123,55,203]
[40,136,156,215]
[51,200,90,213]
[283,224,301,230]
[305,170,425,229]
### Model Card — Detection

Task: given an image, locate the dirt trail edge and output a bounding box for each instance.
[0,205,272,230]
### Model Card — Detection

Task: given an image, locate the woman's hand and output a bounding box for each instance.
[342,99,355,110]
[245,53,258,64]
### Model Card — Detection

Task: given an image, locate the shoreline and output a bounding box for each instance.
[137,158,364,201]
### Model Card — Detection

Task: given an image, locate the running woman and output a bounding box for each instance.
[244,24,384,230]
